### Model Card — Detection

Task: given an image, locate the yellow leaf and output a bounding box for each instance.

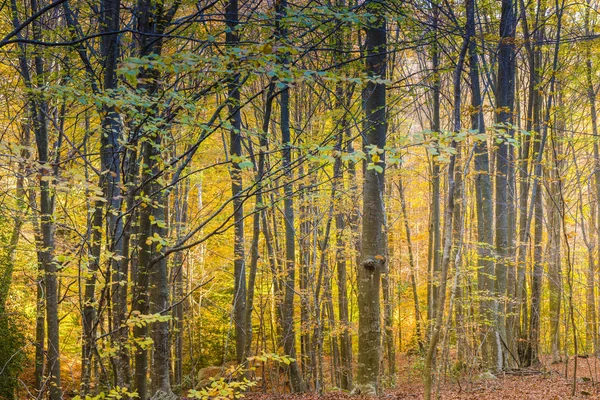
[261,43,273,54]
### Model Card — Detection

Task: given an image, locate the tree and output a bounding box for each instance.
[354,0,387,394]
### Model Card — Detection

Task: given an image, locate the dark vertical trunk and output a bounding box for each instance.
[382,268,395,376]
[99,0,129,388]
[547,121,562,363]
[227,0,247,365]
[335,208,353,390]
[132,0,177,396]
[322,275,340,389]
[526,37,544,367]
[585,0,600,355]
[467,0,498,370]
[9,0,45,392]
[495,0,517,369]
[275,0,306,392]
[245,82,276,361]
[524,0,563,366]
[82,201,102,393]
[428,3,442,327]
[355,1,386,394]
[172,179,189,388]
[299,175,312,384]
[517,0,536,359]
[24,0,63,396]
[35,272,45,393]
[133,138,154,399]
[334,104,354,390]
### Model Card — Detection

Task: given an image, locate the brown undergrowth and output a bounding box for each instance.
[245,355,600,399]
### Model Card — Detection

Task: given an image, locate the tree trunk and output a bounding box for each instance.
[355,2,387,394]
[275,0,306,392]
[585,0,600,355]
[245,82,276,361]
[467,0,498,370]
[547,122,562,363]
[495,0,517,370]
[226,0,247,365]
[428,3,442,329]
[397,178,424,352]
[132,1,177,396]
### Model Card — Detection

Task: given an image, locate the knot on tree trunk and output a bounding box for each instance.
[362,255,385,272]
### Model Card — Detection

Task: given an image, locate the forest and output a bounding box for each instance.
[1,0,600,398]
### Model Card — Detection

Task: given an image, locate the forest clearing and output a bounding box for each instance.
[3,0,600,398]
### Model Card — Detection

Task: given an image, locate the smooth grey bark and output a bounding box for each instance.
[355,1,387,394]
[547,121,562,363]
[495,0,517,369]
[466,0,498,370]
[585,0,599,355]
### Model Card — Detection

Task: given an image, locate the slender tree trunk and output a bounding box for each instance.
[299,175,312,384]
[585,0,600,355]
[28,1,63,395]
[382,271,395,376]
[245,82,276,361]
[524,0,563,366]
[428,3,442,328]
[172,180,188,389]
[332,3,353,388]
[547,121,562,363]
[226,0,247,365]
[275,0,306,392]
[517,0,537,361]
[397,178,424,352]
[11,0,59,394]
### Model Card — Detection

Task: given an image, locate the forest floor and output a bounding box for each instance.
[20,354,600,398]
[246,355,600,399]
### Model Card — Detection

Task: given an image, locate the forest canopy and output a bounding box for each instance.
[1,0,600,399]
